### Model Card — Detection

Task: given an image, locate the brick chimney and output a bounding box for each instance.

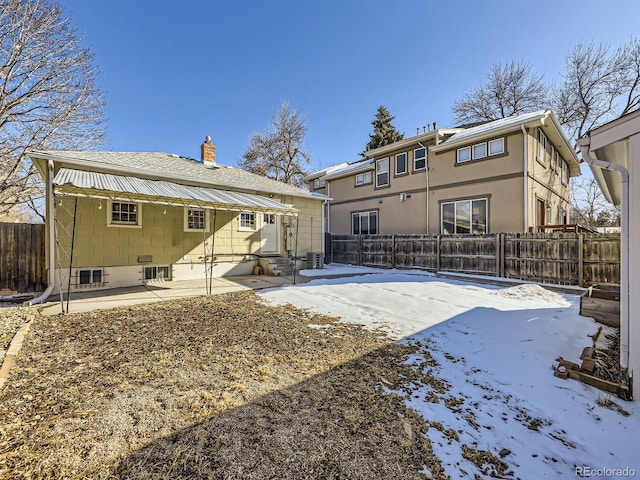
[201,135,217,167]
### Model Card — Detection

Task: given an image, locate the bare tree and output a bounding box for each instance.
[240,100,311,188]
[570,177,620,227]
[452,61,548,125]
[553,41,640,145]
[0,0,105,220]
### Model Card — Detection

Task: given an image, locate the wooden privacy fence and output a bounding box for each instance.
[328,232,620,287]
[0,222,46,293]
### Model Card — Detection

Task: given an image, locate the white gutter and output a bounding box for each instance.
[579,137,630,371]
[27,160,56,305]
[521,124,529,231]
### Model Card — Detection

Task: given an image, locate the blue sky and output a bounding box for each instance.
[59,0,639,172]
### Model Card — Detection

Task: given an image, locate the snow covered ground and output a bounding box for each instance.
[261,265,640,479]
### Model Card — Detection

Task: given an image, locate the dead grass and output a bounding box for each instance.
[0,291,446,479]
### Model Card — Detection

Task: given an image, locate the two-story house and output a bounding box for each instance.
[308,110,581,235]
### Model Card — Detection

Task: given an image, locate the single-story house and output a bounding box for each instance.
[29,137,327,302]
[579,108,640,400]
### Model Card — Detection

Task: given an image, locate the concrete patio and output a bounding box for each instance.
[38,275,310,315]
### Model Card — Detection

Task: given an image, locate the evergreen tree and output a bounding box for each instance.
[365,106,404,152]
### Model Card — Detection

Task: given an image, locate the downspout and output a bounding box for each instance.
[521,124,529,232]
[418,140,429,233]
[27,160,56,305]
[321,198,328,258]
[579,137,630,372]
[327,182,331,236]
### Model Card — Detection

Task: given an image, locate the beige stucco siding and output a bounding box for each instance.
[428,176,524,234]
[330,190,428,235]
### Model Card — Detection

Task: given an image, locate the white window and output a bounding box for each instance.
[263,213,275,224]
[355,171,372,186]
[77,268,103,287]
[184,208,207,231]
[472,142,487,159]
[239,212,256,231]
[561,160,569,185]
[457,146,471,163]
[313,177,326,189]
[376,158,389,187]
[109,201,141,227]
[558,206,567,224]
[395,153,408,175]
[144,265,170,281]
[555,152,561,174]
[538,130,547,166]
[352,211,378,235]
[441,198,488,234]
[550,145,557,172]
[458,138,505,164]
[414,147,427,170]
[488,138,504,156]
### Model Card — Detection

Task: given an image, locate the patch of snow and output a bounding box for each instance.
[260,265,640,478]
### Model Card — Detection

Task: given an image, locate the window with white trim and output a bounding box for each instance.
[561,160,569,185]
[395,153,407,175]
[144,265,170,281]
[457,146,471,163]
[441,198,488,234]
[550,145,557,172]
[376,158,389,187]
[313,177,326,189]
[472,142,487,159]
[239,212,256,231]
[355,171,372,186]
[558,206,567,224]
[352,211,378,235]
[457,138,505,164]
[537,130,547,166]
[109,201,141,226]
[414,147,426,170]
[488,138,504,156]
[184,208,207,231]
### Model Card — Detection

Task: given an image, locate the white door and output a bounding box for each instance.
[261,213,279,254]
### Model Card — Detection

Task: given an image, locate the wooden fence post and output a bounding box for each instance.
[500,233,505,278]
[578,233,585,287]
[392,235,396,269]
[436,234,441,272]
[495,234,501,277]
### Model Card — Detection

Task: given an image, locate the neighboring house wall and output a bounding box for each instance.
[429,132,525,234]
[328,141,436,235]
[527,127,572,228]
[326,113,577,236]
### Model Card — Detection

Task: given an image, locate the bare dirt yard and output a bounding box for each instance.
[0,291,450,479]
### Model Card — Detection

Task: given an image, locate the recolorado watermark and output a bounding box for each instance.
[576,466,636,477]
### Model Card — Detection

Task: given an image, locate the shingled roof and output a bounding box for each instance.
[29,151,315,199]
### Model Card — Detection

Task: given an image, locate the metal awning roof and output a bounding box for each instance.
[53,168,298,215]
